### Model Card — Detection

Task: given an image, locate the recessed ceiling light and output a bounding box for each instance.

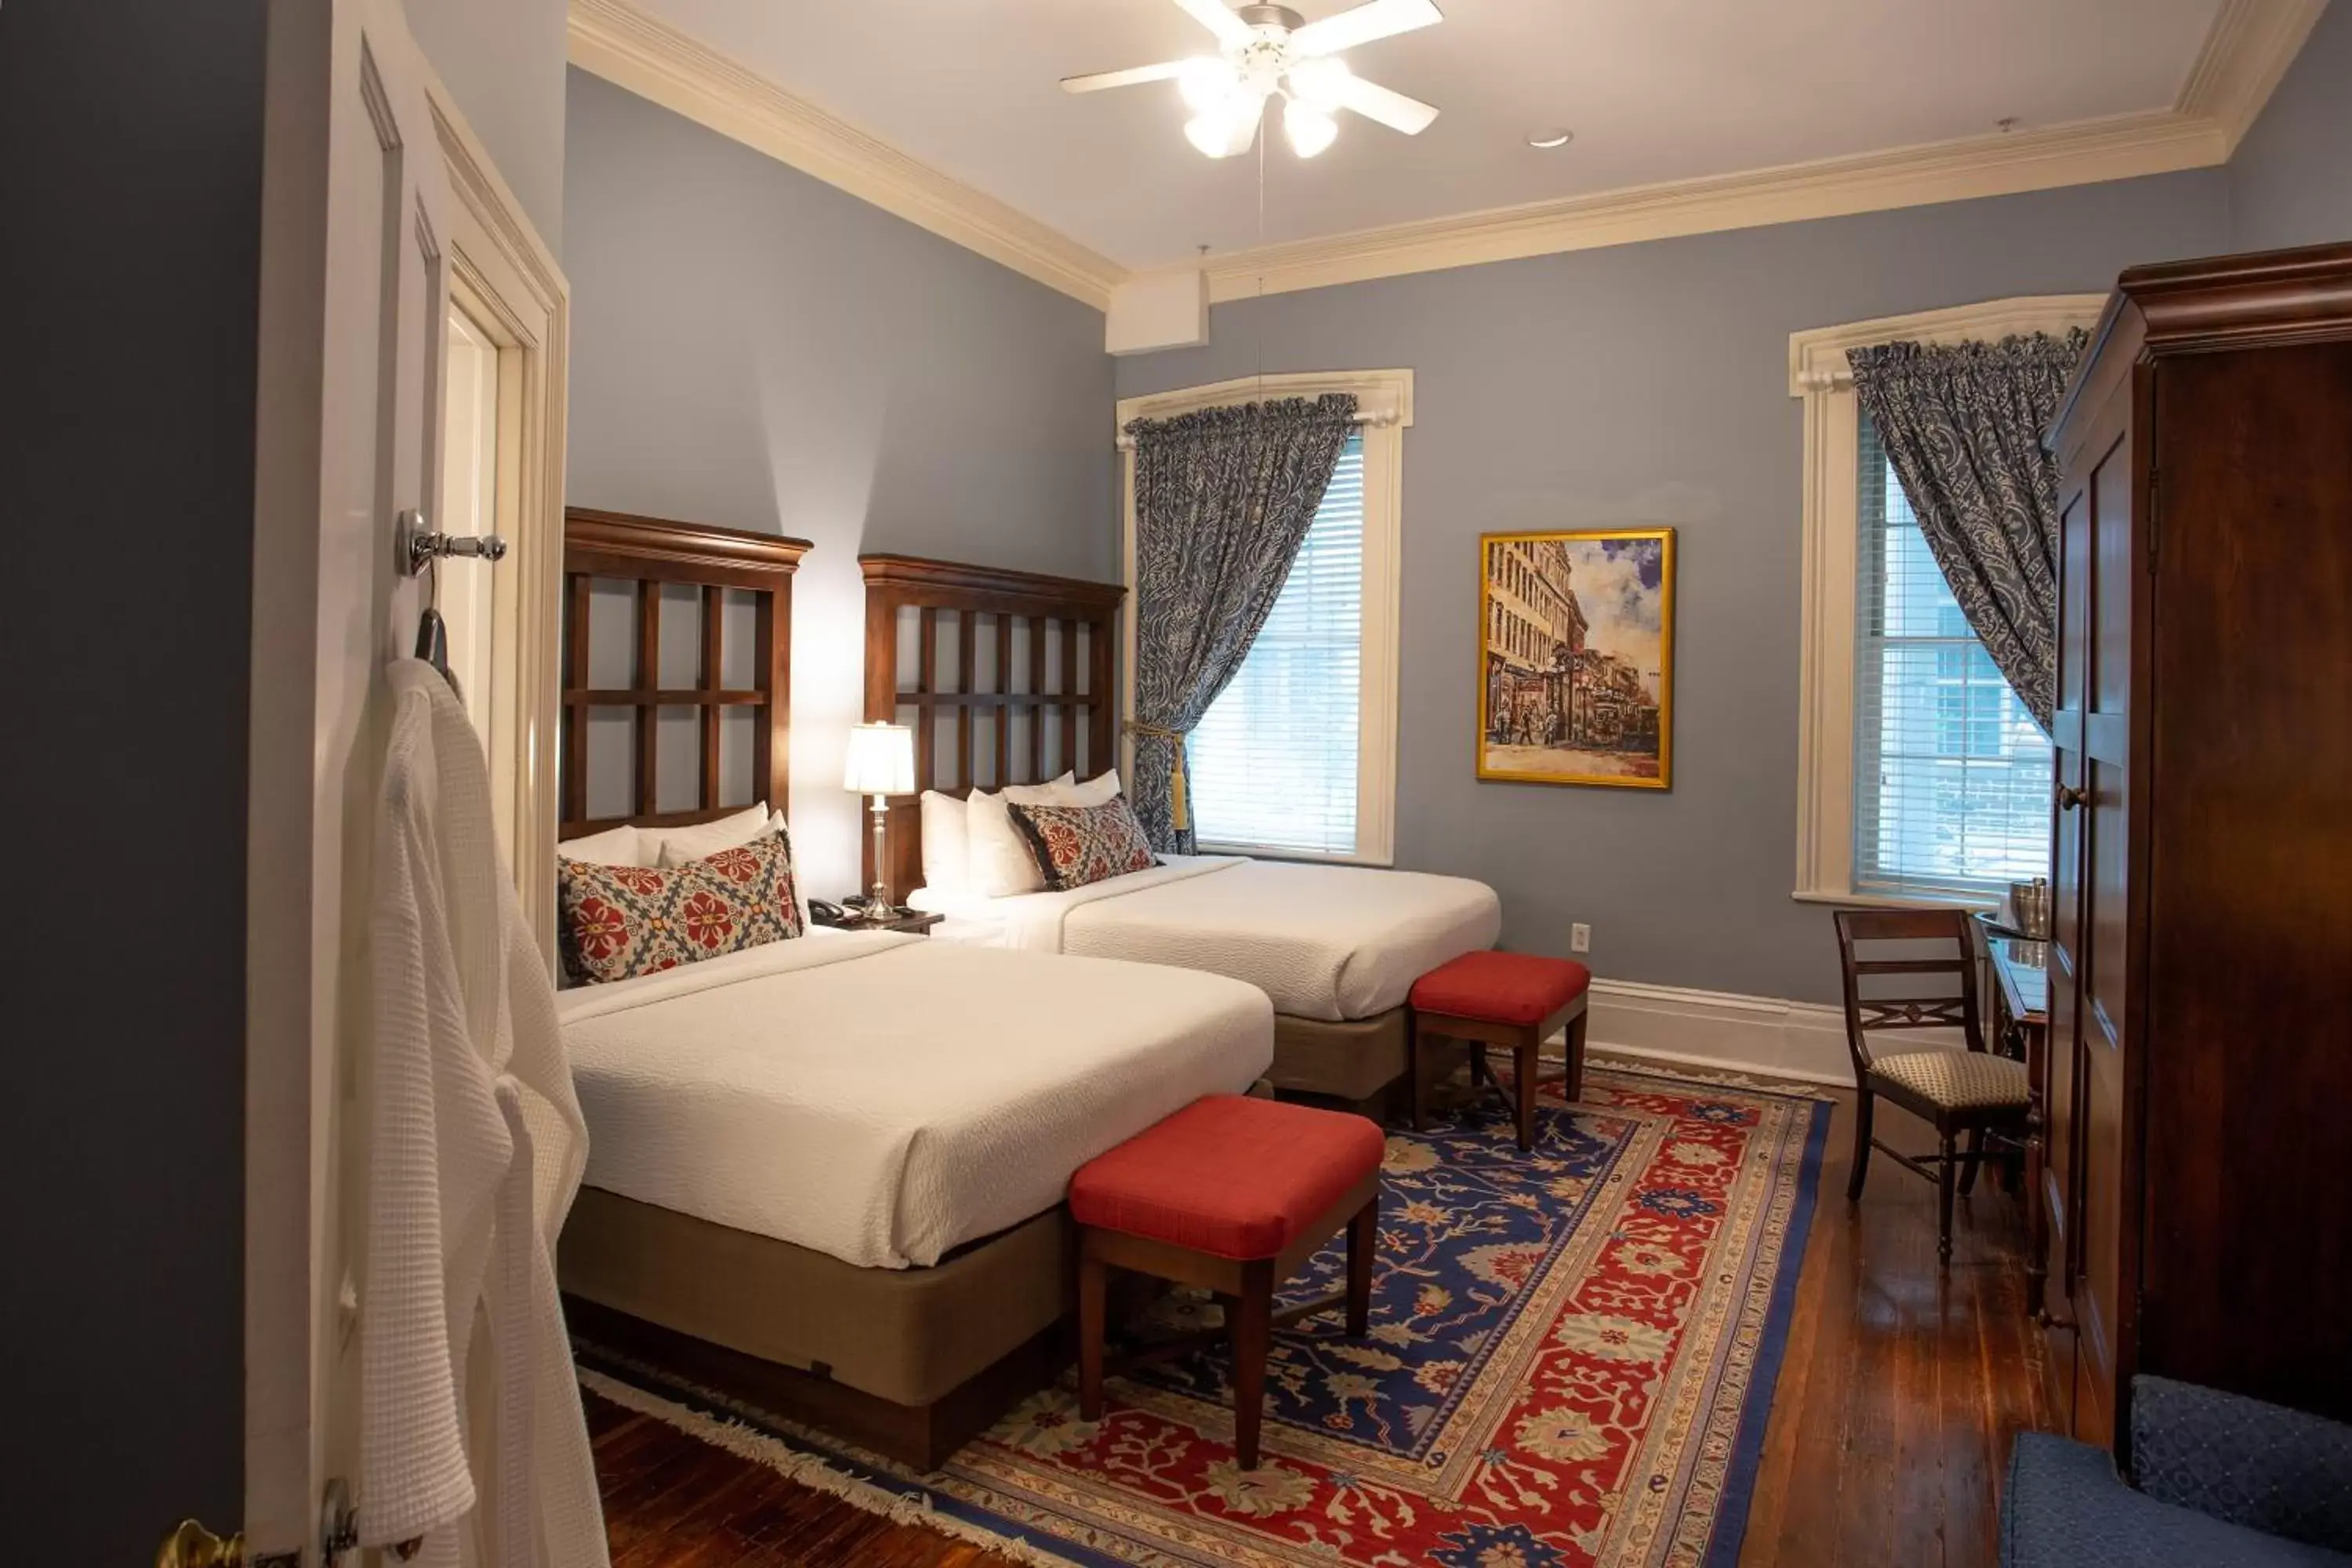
[1528,128,1573,150]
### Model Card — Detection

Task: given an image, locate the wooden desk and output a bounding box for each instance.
[1987,934,2052,1316]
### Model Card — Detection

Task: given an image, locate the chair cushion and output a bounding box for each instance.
[1069,1095,1384,1261]
[1871,1048,2030,1112]
[2001,1432,2352,1566]
[1410,950,1592,1028]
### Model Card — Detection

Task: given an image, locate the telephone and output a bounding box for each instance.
[808,898,849,925]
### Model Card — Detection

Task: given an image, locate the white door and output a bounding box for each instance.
[245,0,455,1557]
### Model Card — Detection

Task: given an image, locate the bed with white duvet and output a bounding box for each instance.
[557,928,1272,1270]
[910,854,1501,1023]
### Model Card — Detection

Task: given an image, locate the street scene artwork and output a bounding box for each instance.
[1478,528,1675,789]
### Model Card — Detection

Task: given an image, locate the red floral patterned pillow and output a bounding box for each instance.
[1006,796,1158,892]
[557,827,805,986]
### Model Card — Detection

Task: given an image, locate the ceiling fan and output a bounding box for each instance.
[1062,0,1443,160]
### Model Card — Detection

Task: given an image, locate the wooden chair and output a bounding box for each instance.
[1833,907,2031,1263]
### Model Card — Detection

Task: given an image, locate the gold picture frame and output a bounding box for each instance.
[1476,528,1675,789]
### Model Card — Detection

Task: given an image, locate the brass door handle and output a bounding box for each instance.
[2056,785,2088,811]
[157,1519,244,1568]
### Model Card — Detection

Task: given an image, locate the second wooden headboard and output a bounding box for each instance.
[861,554,1126,897]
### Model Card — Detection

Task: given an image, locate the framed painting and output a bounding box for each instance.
[1477,528,1675,789]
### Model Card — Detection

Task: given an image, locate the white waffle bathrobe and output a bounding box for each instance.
[362,659,608,1568]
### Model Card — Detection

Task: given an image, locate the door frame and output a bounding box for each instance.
[426,73,569,958]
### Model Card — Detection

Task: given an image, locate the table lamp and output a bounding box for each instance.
[842,722,916,917]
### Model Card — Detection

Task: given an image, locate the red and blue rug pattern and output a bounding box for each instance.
[583,1065,1828,1567]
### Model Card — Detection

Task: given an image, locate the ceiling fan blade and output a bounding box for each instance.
[1061,60,1189,93]
[1171,0,1253,47]
[1290,0,1443,57]
[1330,72,1440,134]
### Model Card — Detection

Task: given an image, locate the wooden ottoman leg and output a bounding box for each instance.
[1230,1258,1274,1470]
[1077,1247,1107,1421]
[1346,1194,1377,1337]
[1565,1005,1588,1104]
[1410,1016,1431,1133]
[1514,1029,1539,1150]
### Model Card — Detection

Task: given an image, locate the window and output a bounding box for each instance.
[1188,434,1364,856]
[1788,296,2102,906]
[1117,370,1409,865]
[1851,417,2052,896]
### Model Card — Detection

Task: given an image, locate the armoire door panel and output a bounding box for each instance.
[2137,343,2352,1421]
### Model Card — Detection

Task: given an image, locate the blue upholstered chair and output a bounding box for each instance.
[2002,1377,2352,1566]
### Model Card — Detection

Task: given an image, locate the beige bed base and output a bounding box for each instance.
[1272,1007,1410,1103]
[561,1186,1072,1468]
[560,1081,1281,1469]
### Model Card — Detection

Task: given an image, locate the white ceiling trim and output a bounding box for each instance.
[2179,0,2331,149]
[566,0,2325,324]
[566,0,1124,310]
[1193,107,2226,303]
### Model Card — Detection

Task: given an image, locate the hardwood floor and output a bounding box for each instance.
[589,1084,2056,1566]
[1738,1087,2056,1566]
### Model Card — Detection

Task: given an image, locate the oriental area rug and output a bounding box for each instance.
[579,1064,1831,1567]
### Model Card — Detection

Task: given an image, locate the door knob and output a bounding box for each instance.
[2056,785,2088,811]
[157,1519,244,1568]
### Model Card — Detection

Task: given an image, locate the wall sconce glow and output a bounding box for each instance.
[1527,127,1574,149]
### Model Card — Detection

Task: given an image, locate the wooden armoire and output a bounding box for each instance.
[2041,241,2352,1452]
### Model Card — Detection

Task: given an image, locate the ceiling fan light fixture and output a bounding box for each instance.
[1178,56,1239,112]
[1283,96,1339,157]
[1185,94,1264,158]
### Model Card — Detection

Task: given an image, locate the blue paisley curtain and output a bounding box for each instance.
[1847,331,2088,731]
[1125,393,1359,853]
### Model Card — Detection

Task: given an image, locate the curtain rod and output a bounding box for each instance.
[1116,408,1396,450]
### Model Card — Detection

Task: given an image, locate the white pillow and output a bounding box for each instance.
[650,802,774,868]
[920,790,971,895]
[557,823,643,867]
[1065,769,1122,808]
[964,773,1073,897]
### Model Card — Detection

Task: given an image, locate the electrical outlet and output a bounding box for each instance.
[1570,922,1592,954]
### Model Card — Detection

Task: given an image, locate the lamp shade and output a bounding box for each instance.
[842,722,916,796]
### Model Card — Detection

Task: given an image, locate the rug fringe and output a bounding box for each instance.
[578,1367,1082,1567]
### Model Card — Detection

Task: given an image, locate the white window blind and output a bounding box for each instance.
[1188,432,1365,858]
[1853,415,2053,896]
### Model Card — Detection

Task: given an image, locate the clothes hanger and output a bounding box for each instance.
[412,536,463,700]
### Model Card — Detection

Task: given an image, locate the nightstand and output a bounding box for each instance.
[815,903,945,937]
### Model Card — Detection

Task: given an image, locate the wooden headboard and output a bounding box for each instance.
[560,507,811,837]
[861,554,1127,896]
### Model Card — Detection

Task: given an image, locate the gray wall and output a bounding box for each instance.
[2227,0,2352,252]
[564,69,1116,896]
[407,0,569,251]
[1119,172,2233,1004]
[0,0,263,1552]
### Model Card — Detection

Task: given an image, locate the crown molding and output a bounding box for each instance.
[566,0,1123,311]
[2178,0,2330,151]
[571,0,2325,323]
[1196,109,2227,303]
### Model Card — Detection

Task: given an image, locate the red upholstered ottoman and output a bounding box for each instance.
[1069,1094,1384,1470]
[1409,950,1592,1149]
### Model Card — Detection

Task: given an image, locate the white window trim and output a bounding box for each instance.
[1116,369,1413,866]
[1788,296,2103,909]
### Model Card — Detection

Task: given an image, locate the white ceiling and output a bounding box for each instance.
[630,0,2228,271]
